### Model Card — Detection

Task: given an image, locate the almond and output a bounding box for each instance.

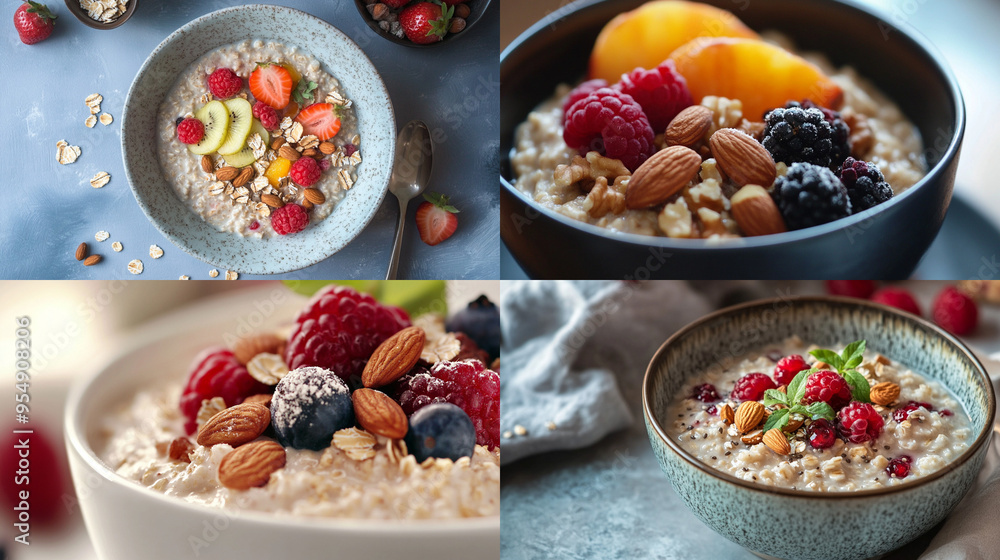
[232,332,284,364]
[243,393,273,408]
[730,185,787,237]
[303,188,326,205]
[719,403,735,425]
[232,166,254,188]
[814,361,830,370]
[664,105,713,148]
[709,128,776,187]
[261,193,285,208]
[218,440,286,490]
[784,414,804,433]
[271,137,284,151]
[216,166,239,182]
[302,148,320,158]
[875,354,891,366]
[279,145,300,162]
[625,145,702,209]
[870,382,900,406]
[352,388,408,439]
[201,155,213,174]
[762,428,791,454]
[168,437,195,462]
[319,141,336,155]
[197,402,270,447]
[301,198,314,211]
[75,242,88,261]
[361,326,426,388]
[741,429,763,445]
[734,401,765,433]
[83,254,101,266]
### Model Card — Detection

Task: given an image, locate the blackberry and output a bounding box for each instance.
[786,100,851,168]
[837,157,893,212]
[762,106,840,169]
[772,163,852,230]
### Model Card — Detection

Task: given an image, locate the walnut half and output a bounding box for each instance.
[584,176,628,218]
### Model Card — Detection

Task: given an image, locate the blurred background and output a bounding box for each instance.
[0,280,498,559]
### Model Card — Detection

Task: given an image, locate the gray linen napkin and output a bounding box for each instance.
[499,280,713,464]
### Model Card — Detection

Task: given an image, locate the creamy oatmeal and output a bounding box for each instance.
[157,39,362,239]
[667,337,971,491]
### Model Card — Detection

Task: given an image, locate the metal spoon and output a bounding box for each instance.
[385,120,433,280]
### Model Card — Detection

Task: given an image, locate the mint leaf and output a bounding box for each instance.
[787,370,812,404]
[842,340,866,370]
[843,370,871,403]
[762,407,790,432]
[805,401,836,422]
[763,389,789,407]
[292,80,318,104]
[809,349,843,371]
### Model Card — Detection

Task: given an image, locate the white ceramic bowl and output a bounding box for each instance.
[122,5,395,274]
[64,295,498,560]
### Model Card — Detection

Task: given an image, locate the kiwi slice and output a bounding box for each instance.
[217,98,254,155]
[222,120,271,168]
[187,100,230,155]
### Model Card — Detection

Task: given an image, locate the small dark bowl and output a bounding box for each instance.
[64,0,137,29]
[353,0,492,48]
[500,0,965,279]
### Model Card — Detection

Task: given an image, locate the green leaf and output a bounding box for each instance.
[809,349,843,371]
[842,370,871,403]
[292,80,318,104]
[805,401,836,422]
[281,280,448,317]
[841,340,866,369]
[762,407,790,432]
[787,370,813,404]
[763,389,789,407]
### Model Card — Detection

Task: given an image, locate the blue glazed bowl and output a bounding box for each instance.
[642,296,994,560]
[500,0,965,279]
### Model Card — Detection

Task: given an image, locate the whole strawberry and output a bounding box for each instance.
[14,1,56,45]
[400,0,452,45]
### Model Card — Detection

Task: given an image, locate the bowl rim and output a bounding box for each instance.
[63,303,499,533]
[499,0,966,250]
[641,295,996,500]
[120,4,395,274]
[351,0,494,48]
[63,0,137,29]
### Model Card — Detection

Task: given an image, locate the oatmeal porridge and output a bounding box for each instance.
[667,337,971,491]
[158,39,363,239]
[509,0,927,238]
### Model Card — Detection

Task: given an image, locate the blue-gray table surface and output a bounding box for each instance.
[2,0,498,280]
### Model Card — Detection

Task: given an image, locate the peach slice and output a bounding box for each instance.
[668,37,843,120]
[589,0,758,83]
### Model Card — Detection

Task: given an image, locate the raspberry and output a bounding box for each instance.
[932,285,978,335]
[762,106,841,168]
[773,355,809,386]
[176,118,205,144]
[690,383,720,403]
[563,87,655,172]
[289,156,322,187]
[870,287,922,317]
[207,68,243,99]
[785,100,851,168]
[886,455,913,478]
[270,203,309,235]
[391,359,500,449]
[892,400,933,423]
[825,280,877,299]
[731,373,776,402]
[252,101,279,130]
[807,418,836,449]
[613,61,693,131]
[837,402,884,443]
[772,163,852,230]
[179,347,271,435]
[562,78,609,115]
[837,157,893,212]
[803,370,853,410]
[284,285,410,380]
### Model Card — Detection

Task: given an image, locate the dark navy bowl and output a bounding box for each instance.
[642,296,994,560]
[353,0,493,48]
[500,0,965,279]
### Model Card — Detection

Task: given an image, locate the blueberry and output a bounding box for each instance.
[404,403,475,462]
[270,367,353,450]
[446,295,500,361]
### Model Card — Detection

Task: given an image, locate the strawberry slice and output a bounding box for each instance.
[295,103,342,141]
[415,192,459,246]
[249,63,293,110]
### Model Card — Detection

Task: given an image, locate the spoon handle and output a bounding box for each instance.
[385,198,409,280]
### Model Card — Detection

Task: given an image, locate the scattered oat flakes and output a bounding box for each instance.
[246,353,288,385]
[547,421,557,431]
[385,438,408,464]
[421,332,461,363]
[208,269,219,278]
[94,230,110,242]
[56,140,81,164]
[332,428,377,461]
[514,425,528,436]
[90,171,110,189]
[111,241,123,252]
[196,396,226,427]
[85,115,97,128]
[100,113,113,126]
[149,244,164,259]
[85,93,103,107]
[225,270,238,280]
[179,275,190,280]
[127,259,143,275]
[503,431,513,439]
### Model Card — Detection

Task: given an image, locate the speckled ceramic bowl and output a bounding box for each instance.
[642,296,994,560]
[122,5,394,274]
